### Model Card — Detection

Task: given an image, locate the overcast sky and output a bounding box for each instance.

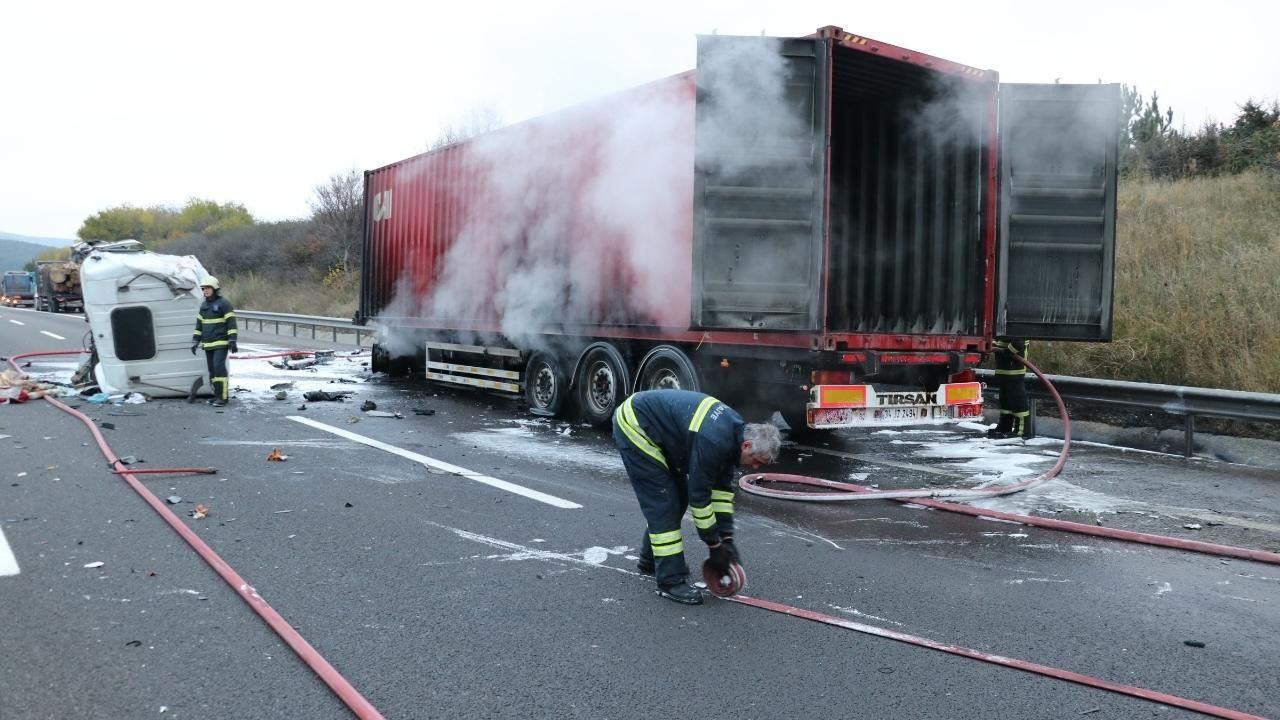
[2,0,1276,239]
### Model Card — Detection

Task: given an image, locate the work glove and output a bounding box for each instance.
[708,543,734,573]
[190,343,199,355]
[229,342,238,354]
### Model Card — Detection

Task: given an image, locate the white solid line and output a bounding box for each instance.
[8,319,24,326]
[287,416,582,509]
[40,330,66,340]
[0,526,20,576]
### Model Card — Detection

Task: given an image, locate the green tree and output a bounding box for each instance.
[77,205,159,243]
[171,199,254,239]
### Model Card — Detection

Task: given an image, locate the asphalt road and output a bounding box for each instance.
[2,305,1277,720]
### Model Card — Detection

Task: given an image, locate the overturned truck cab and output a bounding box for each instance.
[79,242,213,398]
[357,26,1118,430]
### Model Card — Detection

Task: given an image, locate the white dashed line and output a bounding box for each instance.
[8,319,24,326]
[40,330,66,340]
[287,416,582,509]
[0,526,19,576]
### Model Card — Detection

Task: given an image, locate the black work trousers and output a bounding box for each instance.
[612,421,691,588]
[204,347,229,401]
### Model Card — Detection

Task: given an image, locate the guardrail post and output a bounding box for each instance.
[1184,414,1195,458]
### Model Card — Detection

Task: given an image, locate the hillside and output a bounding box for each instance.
[1036,170,1280,393]
[0,231,76,248]
[0,237,48,271]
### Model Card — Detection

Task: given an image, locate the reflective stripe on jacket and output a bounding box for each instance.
[193,295,238,349]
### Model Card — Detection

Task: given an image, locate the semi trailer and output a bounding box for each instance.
[356,26,1119,430]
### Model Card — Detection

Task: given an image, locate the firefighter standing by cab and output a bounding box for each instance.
[191,276,238,407]
[612,389,781,605]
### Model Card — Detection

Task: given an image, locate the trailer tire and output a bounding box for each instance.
[637,346,700,393]
[576,344,629,428]
[525,352,568,417]
[50,298,60,314]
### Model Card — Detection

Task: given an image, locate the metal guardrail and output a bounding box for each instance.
[977,369,1280,456]
[237,310,374,346]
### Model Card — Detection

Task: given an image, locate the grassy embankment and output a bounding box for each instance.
[1036,170,1280,394]
[228,171,1280,394]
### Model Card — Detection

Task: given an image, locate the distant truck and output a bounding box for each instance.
[2,271,36,308]
[357,26,1119,430]
[35,260,83,313]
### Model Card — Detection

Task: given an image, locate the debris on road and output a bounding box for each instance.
[270,382,293,390]
[267,448,288,462]
[364,411,403,419]
[360,400,377,411]
[1184,523,1203,530]
[1184,640,1206,648]
[190,504,210,520]
[412,408,435,416]
[303,390,353,402]
[84,561,105,568]
[274,391,287,400]
[166,495,182,504]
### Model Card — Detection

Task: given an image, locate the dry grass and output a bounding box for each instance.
[1036,171,1280,391]
[222,272,358,320]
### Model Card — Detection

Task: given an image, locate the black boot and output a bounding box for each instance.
[656,582,703,605]
[636,558,655,575]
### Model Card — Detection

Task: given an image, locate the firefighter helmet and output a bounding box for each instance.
[199,275,220,290]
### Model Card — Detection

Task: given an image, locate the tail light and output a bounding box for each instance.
[811,370,855,385]
[949,369,977,384]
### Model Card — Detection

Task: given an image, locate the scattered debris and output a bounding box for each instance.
[84,561,105,568]
[270,382,293,390]
[303,390,353,402]
[296,404,307,411]
[1184,523,1202,530]
[335,378,358,384]
[559,426,573,437]
[360,400,377,411]
[122,392,147,404]
[100,422,116,430]
[1183,640,1206,648]
[344,502,353,508]
[272,509,292,514]
[166,495,182,504]
[190,504,210,520]
[364,411,403,419]
[412,408,435,416]
[346,416,360,424]
[119,455,139,465]
[126,640,142,647]
[274,391,287,400]
[267,448,288,462]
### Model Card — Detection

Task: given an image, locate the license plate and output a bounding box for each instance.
[874,407,924,421]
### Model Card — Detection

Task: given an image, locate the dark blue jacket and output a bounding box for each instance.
[624,389,744,515]
[193,295,238,349]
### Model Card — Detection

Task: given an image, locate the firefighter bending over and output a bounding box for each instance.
[989,338,1032,439]
[613,390,781,605]
[191,276,238,407]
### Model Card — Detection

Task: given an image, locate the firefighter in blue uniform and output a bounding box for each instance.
[613,390,782,605]
[989,338,1032,439]
[191,276,238,407]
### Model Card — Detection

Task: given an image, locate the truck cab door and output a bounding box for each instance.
[997,83,1120,341]
[692,35,828,330]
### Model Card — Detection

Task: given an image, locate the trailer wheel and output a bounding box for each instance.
[576,345,629,427]
[637,346,700,392]
[525,352,568,417]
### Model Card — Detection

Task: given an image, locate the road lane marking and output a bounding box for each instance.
[40,330,66,340]
[288,416,582,509]
[0,526,19,576]
[8,319,24,326]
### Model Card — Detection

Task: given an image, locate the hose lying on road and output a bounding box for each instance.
[741,355,1280,567]
[7,349,386,720]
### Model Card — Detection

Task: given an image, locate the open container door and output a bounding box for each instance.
[692,35,828,330]
[998,83,1120,341]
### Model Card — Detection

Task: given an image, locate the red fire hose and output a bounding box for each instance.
[8,349,385,719]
